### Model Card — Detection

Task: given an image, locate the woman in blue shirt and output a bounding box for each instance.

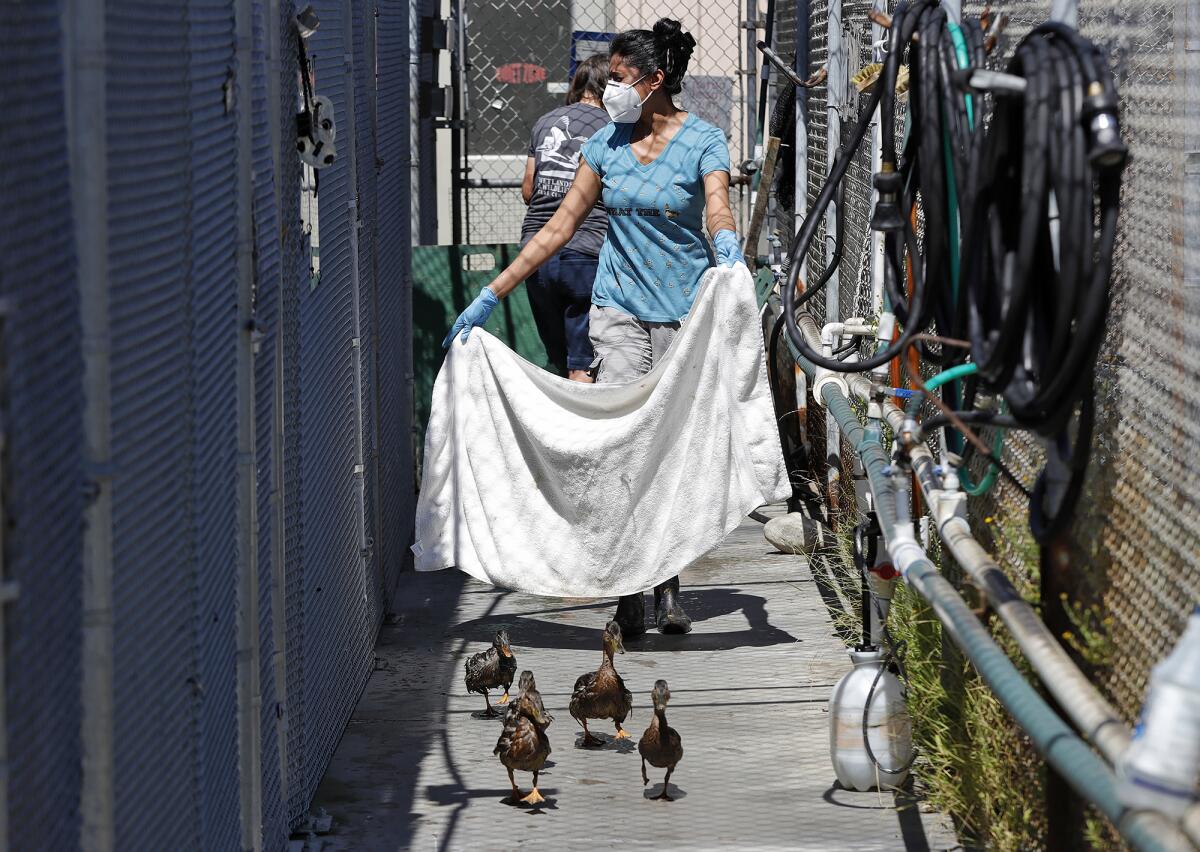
[444,18,745,637]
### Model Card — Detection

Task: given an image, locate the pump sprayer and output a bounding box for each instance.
[1117,606,1200,817]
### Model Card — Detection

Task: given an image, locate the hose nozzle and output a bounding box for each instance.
[1082,85,1127,171]
[870,169,905,232]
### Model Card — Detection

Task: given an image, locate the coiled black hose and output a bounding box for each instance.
[961,22,1126,540]
[770,3,1125,542]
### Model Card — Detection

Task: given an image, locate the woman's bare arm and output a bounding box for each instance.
[488,160,603,298]
[703,170,737,237]
[521,157,536,205]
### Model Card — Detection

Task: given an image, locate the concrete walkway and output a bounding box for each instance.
[310,512,960,851]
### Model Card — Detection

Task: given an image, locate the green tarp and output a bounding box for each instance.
[412,244,551,457]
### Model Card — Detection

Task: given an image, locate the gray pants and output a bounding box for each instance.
[588,305,681,384]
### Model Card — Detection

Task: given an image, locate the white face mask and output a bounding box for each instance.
[602,74,650,124]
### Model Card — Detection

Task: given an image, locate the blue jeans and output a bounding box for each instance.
[525,248,598,373]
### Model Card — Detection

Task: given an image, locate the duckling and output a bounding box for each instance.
[494,670,552,805]
[517,669,553,724]
[568,620,633,747]
[638,679,683,800]
[465,629,516,718]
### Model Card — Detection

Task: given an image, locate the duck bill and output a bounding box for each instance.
[500,644,513,658]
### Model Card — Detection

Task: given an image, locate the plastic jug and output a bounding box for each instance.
[1117,605,1200,817]
[829,648,912,791]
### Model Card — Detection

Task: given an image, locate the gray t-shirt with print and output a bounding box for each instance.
[520,103,609,257]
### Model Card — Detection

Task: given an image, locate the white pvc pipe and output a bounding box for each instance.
[65,0,115,846]
[795,312,1133,764]
[866,380,1134,765]
[234,0,264,846]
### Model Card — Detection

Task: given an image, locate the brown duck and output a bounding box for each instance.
[494,670,551,805]
[568,620,633,747]
[517,669,553,724]
[638,679,683,800]
[464,628,516,718]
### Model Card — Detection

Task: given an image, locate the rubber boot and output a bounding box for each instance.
[613,593,646,638]
[654,576,692,634]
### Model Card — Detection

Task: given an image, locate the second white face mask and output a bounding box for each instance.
[602,75,650,124]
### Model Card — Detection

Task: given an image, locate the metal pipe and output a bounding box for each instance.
[790,314,1196,849]
[65,0,115,845]
[877,390,1200,843]
[343,0,372,622]
[795,0,810,282]
[234,0,264,845]
[366,0,386,612]
[824,0,845,497]
[857,376,1134,763]
[745,0,759,163]
[817,380,1191,852]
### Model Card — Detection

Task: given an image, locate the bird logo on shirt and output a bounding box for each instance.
[663,202,679,220]
[535,116,590,178]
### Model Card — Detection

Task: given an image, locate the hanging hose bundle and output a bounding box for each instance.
[762,0,1128,542]
[960,22,1126,541]
[781,0,979,374]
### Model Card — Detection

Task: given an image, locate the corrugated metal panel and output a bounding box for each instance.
[186,1,243,846]
[295,0,374,810]
[105,3,200,846]
[0,5,83,845]
[375,0,415,598]
[251,0,287,845]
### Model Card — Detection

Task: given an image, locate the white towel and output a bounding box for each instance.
[412,265,790,597]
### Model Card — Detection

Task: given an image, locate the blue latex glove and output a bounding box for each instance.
[442,286,500,347]
[713,229,745,268]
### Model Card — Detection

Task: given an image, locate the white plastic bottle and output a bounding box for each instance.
[829,648,912,791]
[1117,605,1200,817]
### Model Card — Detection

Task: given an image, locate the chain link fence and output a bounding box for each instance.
[783,0,1198,722]
[774,0,1198,843]
[459,0,764,245]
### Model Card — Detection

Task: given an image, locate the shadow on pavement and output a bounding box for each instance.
[452,586,798,652]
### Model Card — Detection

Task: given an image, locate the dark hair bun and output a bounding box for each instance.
[652,18,696,94]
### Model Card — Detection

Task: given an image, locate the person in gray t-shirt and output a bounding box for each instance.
[520,55,609,382]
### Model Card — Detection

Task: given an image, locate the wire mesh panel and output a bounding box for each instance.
[275,0,313,828]
[106,3,205,845]
[952,0,1200,726]
[4,0,413,845]
[460,0,765,244]
[1070,0,1200,721]
[295,0,376,815]
[805,0,829,319]
[0,5,84,845]
[376,0,417,597]
[837,1,877,326]
[187,1,244,844]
